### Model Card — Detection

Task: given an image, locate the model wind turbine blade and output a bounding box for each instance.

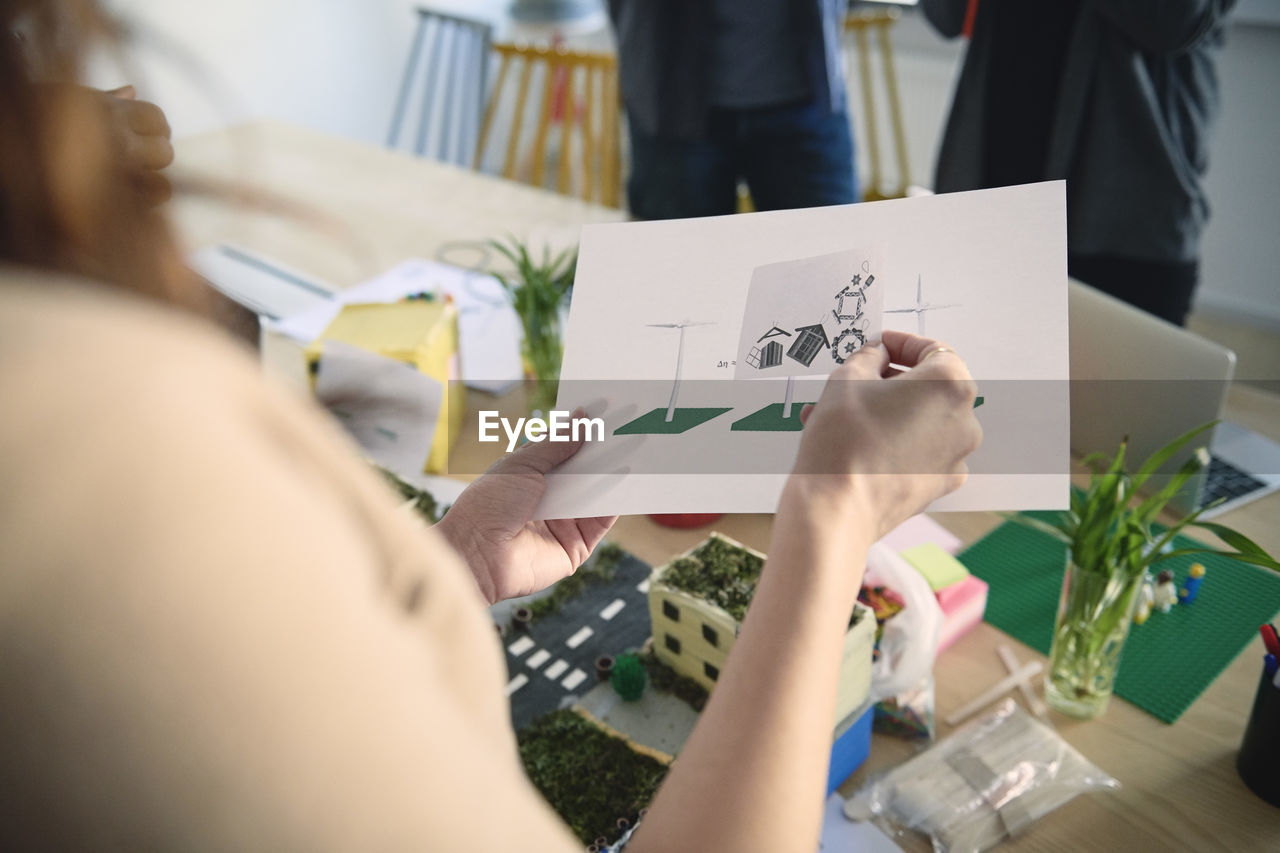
[916,274,923,306]
[647,320,715,422]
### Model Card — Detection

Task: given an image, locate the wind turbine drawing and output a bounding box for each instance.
[649,320,714,421]
[885,275,959,336]
[614,320,733,436]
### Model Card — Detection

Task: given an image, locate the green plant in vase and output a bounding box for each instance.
[489,236,576,415]
[1015,422,1279,719]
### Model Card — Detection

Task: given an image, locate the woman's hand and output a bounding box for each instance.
[434,420,617,604]
[788,330,983,541]
[100,85,174,205]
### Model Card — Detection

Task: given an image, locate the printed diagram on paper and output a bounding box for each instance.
[730,249,885,432]
[735,248,884,380]
[539,182,1071,519]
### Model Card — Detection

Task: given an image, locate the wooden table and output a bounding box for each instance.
[174,121,1280,852]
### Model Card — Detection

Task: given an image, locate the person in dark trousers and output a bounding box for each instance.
[607,0,858,220]
[922,0,1236,326]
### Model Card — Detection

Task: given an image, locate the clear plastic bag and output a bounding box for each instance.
[846,699,1119,853]
[864,543,943,702]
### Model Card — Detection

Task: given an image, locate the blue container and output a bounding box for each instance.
[826,701,875,795]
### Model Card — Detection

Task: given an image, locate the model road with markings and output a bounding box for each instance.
[504,551,655,730]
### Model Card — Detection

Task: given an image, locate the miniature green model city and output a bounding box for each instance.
[515,534,876,841]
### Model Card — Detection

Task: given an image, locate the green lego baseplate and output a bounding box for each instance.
[958,515,1280,724]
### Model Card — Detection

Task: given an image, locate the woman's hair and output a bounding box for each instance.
[0,0,181,301]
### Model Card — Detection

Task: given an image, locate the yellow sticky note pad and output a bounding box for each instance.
[305,300,464,474]
[900,542,971,592]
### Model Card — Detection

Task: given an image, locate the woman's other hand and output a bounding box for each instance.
[435,415,617,604]
[101,85,174,205]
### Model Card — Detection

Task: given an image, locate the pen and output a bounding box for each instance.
[1266,653,1278,678]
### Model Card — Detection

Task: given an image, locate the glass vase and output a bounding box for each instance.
[1044,557,1145,719]
[521,318,563,417]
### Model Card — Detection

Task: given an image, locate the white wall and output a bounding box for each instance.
[1197,21,1280,327]
[91,0,439,144]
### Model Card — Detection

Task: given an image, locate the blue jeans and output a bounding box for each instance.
[626,99,858,220]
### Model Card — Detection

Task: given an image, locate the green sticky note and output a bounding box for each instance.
[900,543,970,592]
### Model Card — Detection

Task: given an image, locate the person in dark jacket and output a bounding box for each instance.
[922,0,1235,326]
[607,0,857,220]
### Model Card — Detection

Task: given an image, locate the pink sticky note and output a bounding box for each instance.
[936,575,989,653]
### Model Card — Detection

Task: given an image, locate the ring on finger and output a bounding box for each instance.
[919,345,956,363]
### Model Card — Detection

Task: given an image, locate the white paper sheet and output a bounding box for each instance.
[272,259,524,394]
[190,243,336,320]
[314,341,442,477]
[535,182,1070,519]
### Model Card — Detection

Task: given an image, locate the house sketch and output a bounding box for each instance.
[787,323,830,367]
[746,340,784,369]
[746,325,790,369]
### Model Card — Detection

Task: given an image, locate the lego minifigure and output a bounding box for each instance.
[1153,569,1178,613]
[1179,563,1207,604]
[1133,577,1155,625]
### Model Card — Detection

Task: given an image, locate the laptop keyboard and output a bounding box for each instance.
[1201,454,1268,507]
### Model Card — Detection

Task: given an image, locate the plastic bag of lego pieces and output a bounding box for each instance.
[873,675,935,740]
[863,543,943,703]
[846,699,1118,853]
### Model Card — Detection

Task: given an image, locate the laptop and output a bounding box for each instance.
[1068,280,1280,518]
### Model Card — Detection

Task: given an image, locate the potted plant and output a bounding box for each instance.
[1017,423,1279,719]
[489,235,576,415]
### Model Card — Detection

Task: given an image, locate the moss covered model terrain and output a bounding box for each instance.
[377,467,445,523]
[518,709,668,846]
[529,541,625,622]
[660,534,764,622]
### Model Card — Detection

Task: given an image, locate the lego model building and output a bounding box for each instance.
[304,299,464,473]
[647,533,876,749]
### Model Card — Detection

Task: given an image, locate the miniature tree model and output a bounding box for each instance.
[610,652,648,701]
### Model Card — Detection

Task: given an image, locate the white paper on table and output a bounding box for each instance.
[190,243,336,321]
[820,794,903,852]
[735,248,884,380]
[535,182,1071,519]
[314,341,442,477]
[271,259,523,393]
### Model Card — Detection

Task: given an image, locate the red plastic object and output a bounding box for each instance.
[648,513,723,529]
